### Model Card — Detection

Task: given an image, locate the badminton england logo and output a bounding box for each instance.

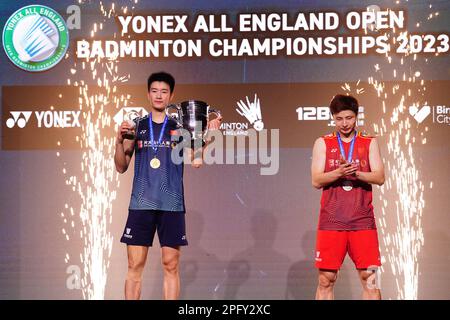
[236,94,264,131]
[2,5,69,72]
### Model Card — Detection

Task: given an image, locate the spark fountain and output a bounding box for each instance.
[341,2,439,299]
[58,0,137,299]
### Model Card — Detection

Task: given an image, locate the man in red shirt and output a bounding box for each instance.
[311,94,385,300]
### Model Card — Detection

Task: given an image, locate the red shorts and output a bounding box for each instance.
[315,229,381,270]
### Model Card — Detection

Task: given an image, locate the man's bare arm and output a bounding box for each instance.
[355,138,385,185]
[114,121,135,173]
[311,138,358,189]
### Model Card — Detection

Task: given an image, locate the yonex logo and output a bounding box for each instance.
[123,228,132,239]
[315,251,322,262]
[6,111,32,128]
[5,110,81,128]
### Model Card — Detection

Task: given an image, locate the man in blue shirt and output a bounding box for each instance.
[114,72,222,300]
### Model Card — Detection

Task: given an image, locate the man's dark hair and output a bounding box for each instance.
[329,94,359,115]
[147,72,175,93]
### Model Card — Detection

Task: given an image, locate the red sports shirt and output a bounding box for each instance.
[318,132,376,230]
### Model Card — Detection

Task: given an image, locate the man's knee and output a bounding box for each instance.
[318,271,338,289]
[127,256,146,277]
[162,254,179,274]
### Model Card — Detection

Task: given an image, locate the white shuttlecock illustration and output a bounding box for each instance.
[23,15,55,39]
[19,15,56,62]
[236,94,264,131]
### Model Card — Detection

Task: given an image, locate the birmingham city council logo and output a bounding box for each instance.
[2,5,69,72]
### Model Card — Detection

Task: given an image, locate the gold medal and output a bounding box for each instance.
[148,113,167,170]
[150,157,160,169]
[342,180,353,191]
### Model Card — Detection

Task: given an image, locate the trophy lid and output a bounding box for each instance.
[180,100,208,108]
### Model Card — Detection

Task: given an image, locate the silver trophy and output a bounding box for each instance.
[166,100,221,147]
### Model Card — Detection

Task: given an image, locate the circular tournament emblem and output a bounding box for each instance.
[2,5,69,72]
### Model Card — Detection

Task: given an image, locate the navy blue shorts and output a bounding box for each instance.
[120,210,188,247]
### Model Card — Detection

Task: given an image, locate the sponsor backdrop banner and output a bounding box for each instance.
[3,81,449,150]
[0,0,449,300]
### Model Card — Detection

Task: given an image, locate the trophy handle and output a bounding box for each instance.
[203,106,222,140]
[207,107,221,120]
[165,103,183,127]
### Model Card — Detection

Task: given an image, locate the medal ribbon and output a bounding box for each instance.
[149,113,168,157]
[336,131,357,163]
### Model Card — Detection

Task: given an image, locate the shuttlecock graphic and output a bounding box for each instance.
[18,15,57,62]
[236,94,264,131]
[23,15,56,39]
